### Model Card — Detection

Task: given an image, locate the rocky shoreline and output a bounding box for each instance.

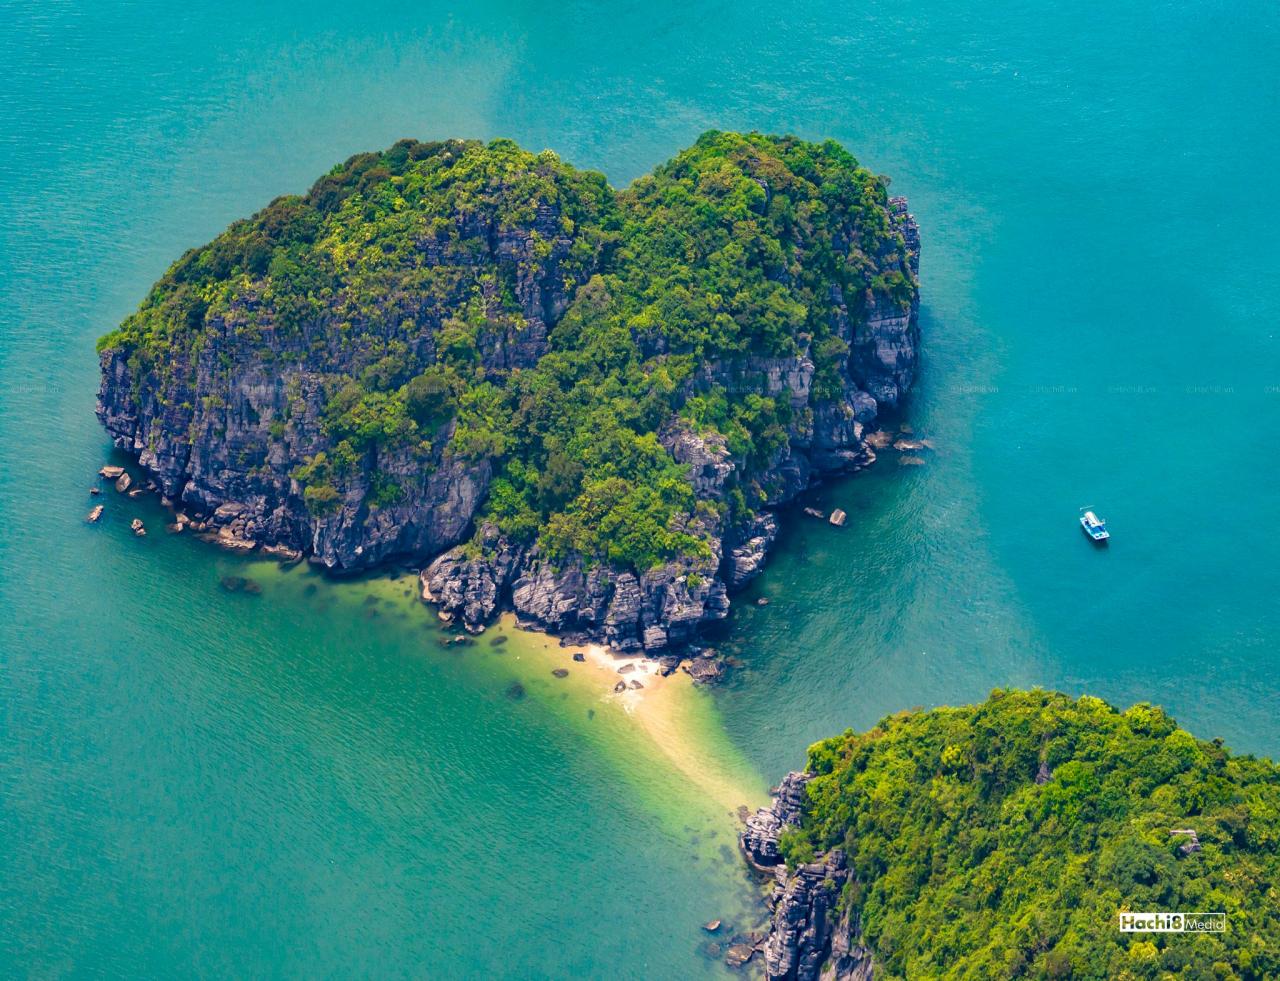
[95,138,919,664]
[739,773,873,980]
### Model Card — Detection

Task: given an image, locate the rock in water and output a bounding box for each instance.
[683,656,725,685]
[114,472,131,493]
[129,518,145,536]
[260,544,303,563]
[724,944,754,969]
[98,465,125,479]
[829,509,848,527]
[95,135,919,652]
[86,505,104,523]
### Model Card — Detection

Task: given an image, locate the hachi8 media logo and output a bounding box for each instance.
[1118,911,1226,933]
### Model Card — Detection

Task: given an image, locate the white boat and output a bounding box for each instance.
[1079,508,1109,542]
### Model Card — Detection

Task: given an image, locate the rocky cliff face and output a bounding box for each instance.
[98,135,919,657]
[97,175,588,571]
[741,773,874,981]
[415,194,919,652]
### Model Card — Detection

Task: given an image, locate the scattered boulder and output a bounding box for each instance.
[129,518,145,536]
[98,466,125,480]
[829,509,847,527]
[552,668,569,679]
[629,680,644,690]
[725,944,755,969]
[127,488,146,499]
[892,439,925,452]
[166,522,183,534]
[613,681,627,693]
[89,487,101,496]
[506,682,526,701]
[704,920,722,933]
[86,505,104,523]
[215,526,258,551]
[618,662,636,674]
[683,656,725,685]
[114,473,132,493]
[864,429,893,449]
[757,597,769,606]
[657,655,681,676]
[898,455,925,467]
[260,544,303,564]
[802,507,825,519]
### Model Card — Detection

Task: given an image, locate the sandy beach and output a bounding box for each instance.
[491,614,767,817]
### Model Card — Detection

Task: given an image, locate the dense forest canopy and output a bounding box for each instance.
[99,132,914,572]
[782,690,1280,979]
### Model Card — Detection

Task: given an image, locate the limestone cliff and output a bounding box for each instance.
[741,773,873,981]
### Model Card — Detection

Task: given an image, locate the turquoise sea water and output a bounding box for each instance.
[2,1,1278,976]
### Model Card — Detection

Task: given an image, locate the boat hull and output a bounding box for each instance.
[1080,512,1110,542]
[1080,522,1110,543]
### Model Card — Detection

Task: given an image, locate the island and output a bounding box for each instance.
[740,689,1280,979]
[96,131,919,655]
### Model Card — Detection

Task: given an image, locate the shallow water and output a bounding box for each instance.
[3,0,1278,976]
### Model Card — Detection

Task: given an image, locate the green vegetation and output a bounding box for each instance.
[100,132,914,571]
[784,689,1280,979]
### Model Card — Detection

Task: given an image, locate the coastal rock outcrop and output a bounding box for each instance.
[741,772,874,981]
[742,771,811,869]
[97,134,919,657]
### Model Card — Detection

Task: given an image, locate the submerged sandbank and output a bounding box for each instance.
[492,615,767,817]
[231,557,767,829]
